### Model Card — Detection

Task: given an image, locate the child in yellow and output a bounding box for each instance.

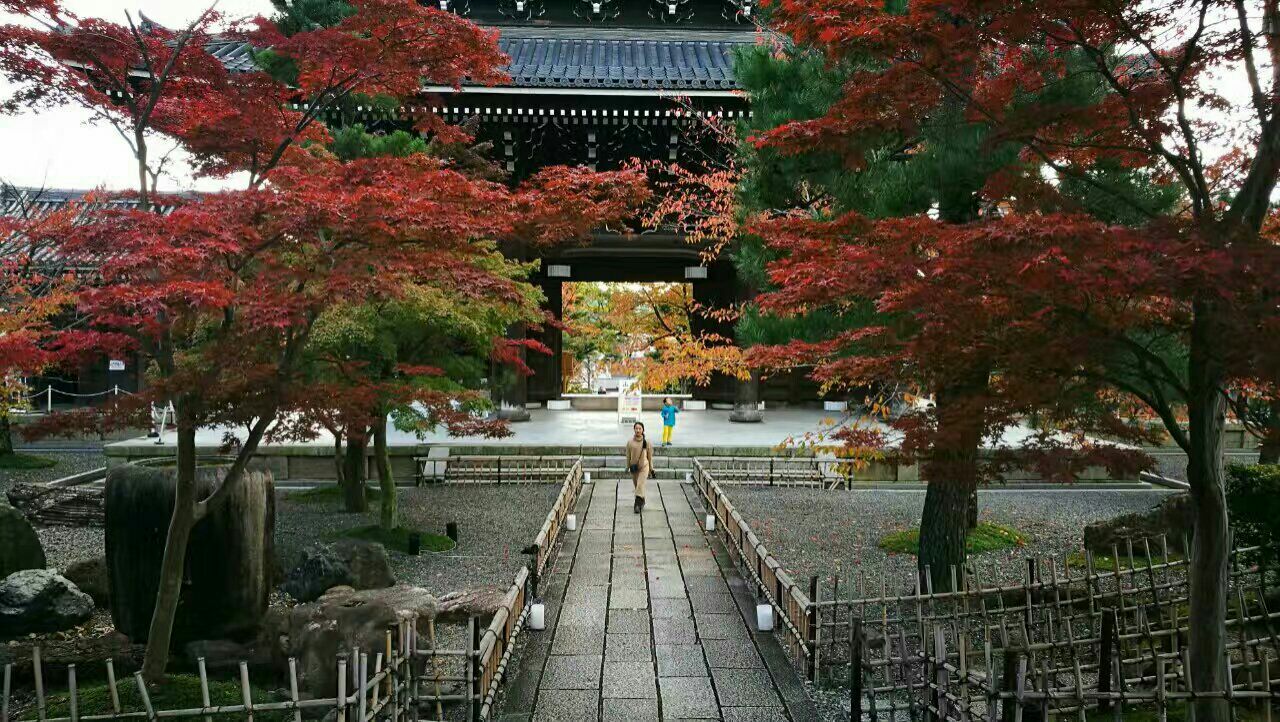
[660,397,679,446]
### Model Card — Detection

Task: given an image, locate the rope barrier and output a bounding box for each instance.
[11,385,135,412]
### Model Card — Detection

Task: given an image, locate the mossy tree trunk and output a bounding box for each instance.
[0,414,13,457]
[373,411,396,530]
[917,372,988,593]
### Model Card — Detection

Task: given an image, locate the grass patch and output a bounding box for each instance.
[878,522,1028,556]
[337,524,454,553]
[1066,550,1185,570]
[24,674,289,721]
[0,452,57,470]
[287,484,382,504]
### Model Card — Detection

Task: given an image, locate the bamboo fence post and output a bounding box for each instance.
[133,672,154,722]
[33,646,45,722]
[105,659,121,715]
[197,658,212,722]
[337,654,348,722]
[288,658,303,722]
[240,661,255,722]
[850,617,864,721]
[67,665,77,722]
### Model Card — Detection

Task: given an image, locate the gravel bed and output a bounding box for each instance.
[726,486,1180,593]
[275,484,565,597]
[0,450,106,494]
[0,451,109,572]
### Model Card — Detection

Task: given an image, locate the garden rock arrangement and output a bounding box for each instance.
[0,569,93,636]
[0,503,46,578]
[63,556,110,608]
[1084,493,1192,553]
[281,539,396,603]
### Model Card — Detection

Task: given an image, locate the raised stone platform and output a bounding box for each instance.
[102,409,1142,485]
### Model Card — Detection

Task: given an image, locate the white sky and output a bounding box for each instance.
[0,0,274,193]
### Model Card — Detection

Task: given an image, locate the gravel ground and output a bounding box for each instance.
[0,450,106,494]
[726,486,1180,593]
[275,484,564,597]
[0,450,109,571]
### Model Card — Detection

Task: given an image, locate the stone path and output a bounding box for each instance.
[529,479,794,721]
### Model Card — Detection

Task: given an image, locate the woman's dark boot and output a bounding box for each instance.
[633,497,642,514]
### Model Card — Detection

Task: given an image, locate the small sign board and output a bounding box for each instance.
[108,359,126,372]
[617,383,642,424]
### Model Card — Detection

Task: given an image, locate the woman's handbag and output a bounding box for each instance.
[628,463,640,474]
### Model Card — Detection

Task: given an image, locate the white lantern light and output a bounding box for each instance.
[584,471,592,483]
[705,513,716,531]
[685,472,693,483]
[529,602,546,630]
[756,603,774,631]
[567,514,578,531]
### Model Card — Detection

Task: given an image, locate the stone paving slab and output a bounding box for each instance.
[541,654,603,690]
[529,480,799,721]
[603,661,658,699]
[658,676,720,718]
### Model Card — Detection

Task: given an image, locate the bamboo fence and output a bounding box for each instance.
[1,459,587,722]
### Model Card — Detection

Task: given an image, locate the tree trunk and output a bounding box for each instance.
[1186,301,1231,722]
[917,375,987,592]
[342,431,368,513]
[140,423,197,681]
[374,414,396,531]
[729,371,763,423]
[1258,398,1280,465]
[0,415,13,456]
[332,430,345,486]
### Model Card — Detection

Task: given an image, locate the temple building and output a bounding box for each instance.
[4,0,826,417]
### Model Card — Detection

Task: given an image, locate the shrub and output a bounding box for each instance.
[1227,463,1280,568]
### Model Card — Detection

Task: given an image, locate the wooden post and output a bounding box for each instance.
[850,617,864,721]
[808,575,820,682]
[1000,649,1021,722]
[1098,609,1116,713]
[470,615,481,722]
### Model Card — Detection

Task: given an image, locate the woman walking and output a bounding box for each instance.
[626,421,654,513]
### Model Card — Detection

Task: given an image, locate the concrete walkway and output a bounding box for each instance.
[528,479,795,721]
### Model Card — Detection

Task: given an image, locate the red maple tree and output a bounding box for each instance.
[750,1,1280,715]
[1,0,648,679]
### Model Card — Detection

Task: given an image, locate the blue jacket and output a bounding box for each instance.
[660,404,679,426]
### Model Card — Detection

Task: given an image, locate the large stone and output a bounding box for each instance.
[0,569,93,637]
[282,583,507,698]
[281,540,395,603]
[0,503,46,579]
[105,463,275,644]
[1084,494,1193,554]
[64,556,110,608]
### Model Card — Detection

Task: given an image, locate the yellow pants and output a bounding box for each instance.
[662,425,674,443]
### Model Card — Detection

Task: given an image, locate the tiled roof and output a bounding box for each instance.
[0,188,183,267]
[495,36,744,90]
[205,39,259,74]
[203,31,752,91]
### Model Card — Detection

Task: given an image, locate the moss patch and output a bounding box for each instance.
[878,523,1028,555]
[24,674,288,721]
[287,484,382,505]
[337,525,454,553]
[0,452,57,470]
